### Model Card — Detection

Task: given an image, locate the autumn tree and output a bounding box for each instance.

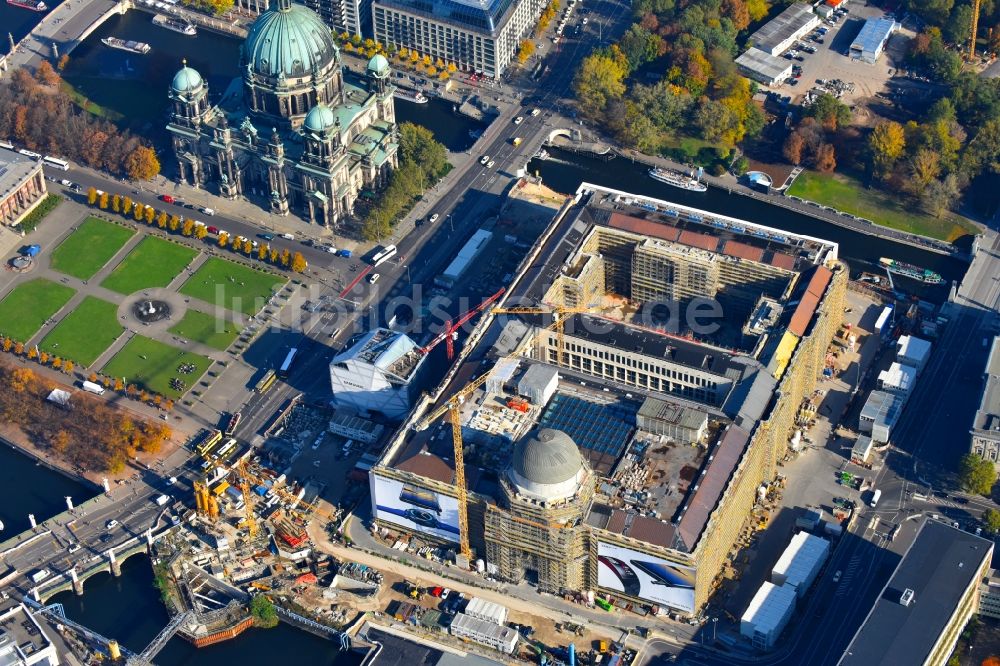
[869,120,906,178]
[158,211,170,229]
[63,360,74,374]
[783,132,805,165]
[112,194,121,213]
[258,244,268,260]
[291,252,308,273]
[807,94,851,130]
[517,40,535,64]
[269,248,280,263]
[10,367,34,392]
[38,351,48,364]
[124,145,160,181]
[114,378,124,392]
[573,52,627,118]
[144,206,156,225]
[182,219,194,236]
[99,192,109,210]
[87,187,97,205]
[35,61,60,86]
[168,215,180,232]
[281,249,291,267]
[815,143,837,173]
[56,54,70,72]
[134,203,145,221]
[122,196,133,215]
[218,232,230,248]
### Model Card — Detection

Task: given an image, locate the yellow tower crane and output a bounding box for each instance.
[236,458,258,539]
[971,0,982,60]
[491,304,597,367]
[412,371,494,562]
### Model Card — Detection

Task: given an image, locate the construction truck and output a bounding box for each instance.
[405,581,423,600]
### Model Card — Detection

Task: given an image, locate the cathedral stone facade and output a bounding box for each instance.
[166,0,398,228]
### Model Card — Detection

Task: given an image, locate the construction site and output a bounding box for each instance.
[369,183,849,621]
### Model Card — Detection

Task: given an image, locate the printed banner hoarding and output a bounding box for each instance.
[597,541,696,613]
[372,474,461,543]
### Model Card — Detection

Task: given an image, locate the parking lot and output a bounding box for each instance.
[771,3,912,108]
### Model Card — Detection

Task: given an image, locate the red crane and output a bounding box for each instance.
[420,288,506,359]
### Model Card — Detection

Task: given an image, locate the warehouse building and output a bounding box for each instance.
[770,531,829,597]
[859,390,903,443]
[372,0,548,79]
[735,47,793,86]
[748,3,820,56]
[329,328,428,420]
[741,581,797,650]
[839,519,993,666]
[849,17,898,64]
[971,336,1000,465]
[450,613,519,653]
[0,147,47,228]
[371,184,847,616]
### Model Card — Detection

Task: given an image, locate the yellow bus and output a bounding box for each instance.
[197,429,223,456]
[255,369,277,393]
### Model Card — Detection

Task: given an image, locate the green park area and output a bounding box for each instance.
[39,296,124,366]
[168,308,241,351]
[49,217,136,280]
[0,279,75,341]
[180,257,286,316]
[101,335,212,398]
[101,236,197,294]
[787,171,980,243]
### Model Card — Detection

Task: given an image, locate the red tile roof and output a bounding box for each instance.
[722,240,765,262]
[678,230,720,252]
[769,252,797,271]
[676,425,751,550]
[788,291,820,337]
[806,265,833,298]
[608,212,681,242]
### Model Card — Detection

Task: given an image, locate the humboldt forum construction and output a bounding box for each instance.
[368,183,846,617]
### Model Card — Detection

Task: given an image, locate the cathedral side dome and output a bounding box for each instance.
[171,61,203,95]
[303,104,336,133]
[510,428,586,501]
[243,0,339,79]
[367,54,391,78]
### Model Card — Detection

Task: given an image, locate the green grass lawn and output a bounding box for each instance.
[100,335,212,398]
[0,279,76,342]
[786,171,980,243]
[179,257,286,316]
[100,236,197,295]
[168,308,241,351]
[38,296,124,366]
[50,217,136,280]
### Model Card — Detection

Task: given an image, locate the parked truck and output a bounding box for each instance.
[81,380,106,395]
[29,569,50,584]
[154,494,170,506]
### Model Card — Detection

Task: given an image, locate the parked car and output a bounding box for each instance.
[106,519,119,530]
[368,273,380,284]
[201,207,215,216]
[429,213,440,223]
[258,233,274,241]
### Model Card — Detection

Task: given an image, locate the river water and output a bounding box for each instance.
[1,0,66,50]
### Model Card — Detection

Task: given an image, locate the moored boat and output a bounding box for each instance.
[393,88,427,104]
[648,167,707,192]
[6,0,47,12]
[878,257,944,285]
[152,13,197,35]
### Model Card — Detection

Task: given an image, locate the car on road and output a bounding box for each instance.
[106,519,119,530]
[514,116,524,125]
[258,233,275,241]
[531,108,541,116]
[833,570,842,583]
[68,544,81,553]
[480,155,490,165]
[201,207,215,216]
[368,273,380,284]
[160,194,175,204]
[429,213,440,223]
[206,226,219,234]
[582,16,588,23]
[487,160,495,168]
[338,249,352,258]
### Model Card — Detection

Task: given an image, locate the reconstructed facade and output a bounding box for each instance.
[0,147,47,227]
[372,0,548,78]
[167,0,398,227]
[371,184,846,616]
[302,0,373,37]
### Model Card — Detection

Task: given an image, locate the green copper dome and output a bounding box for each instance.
[367,54,390,77]
[243,1,338,79]
[303,104,336,132]
[171,62,203,94]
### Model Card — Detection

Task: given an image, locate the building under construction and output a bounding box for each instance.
[370,184,847,616]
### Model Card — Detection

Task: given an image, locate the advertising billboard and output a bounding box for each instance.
[371,474,461,543]
[596,541,696,613]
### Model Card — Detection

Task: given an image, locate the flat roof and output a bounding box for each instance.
[0,147,41,204]
[743,581,797,631]
[736,48,794,81]
[839,520,993,666]
[974,336,1000,436]
[896,335,931,363]
[850,17,897,53]
[749,3,818,52]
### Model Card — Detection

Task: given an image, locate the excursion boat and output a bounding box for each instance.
[101,37,152,54]
[152,13,197,35]
[393,88,427,104]
[648,167,707,193]
[878,257,944,285]
[6,0,47,12]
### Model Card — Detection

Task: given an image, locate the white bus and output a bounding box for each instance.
[214,438,238,460]
[371,244,397,267]
[81,380,106,396]
[278,347,298,378]
[870,488,881,508]
[17,149,41,160]
[43,156,70,171]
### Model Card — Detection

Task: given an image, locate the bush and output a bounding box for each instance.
[250,595,279,628]
[18,194,62,233]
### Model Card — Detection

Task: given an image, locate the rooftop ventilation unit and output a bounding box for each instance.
[900,588,915,607]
